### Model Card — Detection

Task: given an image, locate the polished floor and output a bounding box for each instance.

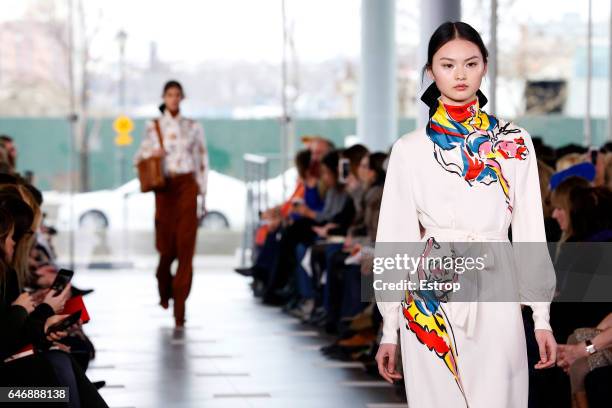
[73,256,408,408]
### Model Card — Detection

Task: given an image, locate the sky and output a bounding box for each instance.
[1,0,610,67]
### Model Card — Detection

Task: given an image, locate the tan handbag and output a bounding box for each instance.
[137,119,166,192]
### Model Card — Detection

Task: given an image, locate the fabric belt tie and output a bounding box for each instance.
[423,226,508,338]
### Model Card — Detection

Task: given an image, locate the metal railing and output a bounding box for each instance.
[240,153,294,267]
[240,154,270,267]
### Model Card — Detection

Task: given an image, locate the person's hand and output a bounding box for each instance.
[44,314,70,342]
[51,342,71,353]
[343,235,353,250]
[42,284,71,314]
[557,343,588,373]
[197,195,207,223]
[34,264,58,288]
[31,289,48,307]
[293,203,307,216]
[534,329,557,369]
[12,292,35,314]
[375,343,403,383]
[312,225,329,238]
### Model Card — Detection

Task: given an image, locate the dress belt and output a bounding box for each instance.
[421,226,508,338]
[423,226,508,242]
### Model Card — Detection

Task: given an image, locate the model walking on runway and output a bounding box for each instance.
[135,80,209,328]
[375,22,557,407]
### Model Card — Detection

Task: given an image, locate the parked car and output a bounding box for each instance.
[45,171,246,231]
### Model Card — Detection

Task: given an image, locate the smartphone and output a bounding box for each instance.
[339,158,350,183]
[51,269,74,296]
[46,310,81,335]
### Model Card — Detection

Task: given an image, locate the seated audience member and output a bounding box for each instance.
[264,150,355,305]
[557,313,612,408]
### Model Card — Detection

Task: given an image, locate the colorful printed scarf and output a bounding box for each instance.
[425,97,529,209]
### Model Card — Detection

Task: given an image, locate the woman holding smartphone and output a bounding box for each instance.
[374,22,557,407]
[135,80,209,328]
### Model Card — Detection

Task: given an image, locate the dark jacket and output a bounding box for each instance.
[1,266,54,360]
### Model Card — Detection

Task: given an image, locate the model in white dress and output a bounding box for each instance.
[375,96,556,407]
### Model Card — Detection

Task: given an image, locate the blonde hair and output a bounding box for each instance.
[556,153,586,172]
[550,176,590,244]
[537,159,555,217]
[16,185,41,289]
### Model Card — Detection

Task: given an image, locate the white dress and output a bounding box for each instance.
[375,109,556,408]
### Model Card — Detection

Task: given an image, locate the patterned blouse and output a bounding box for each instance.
[134,110,209,196]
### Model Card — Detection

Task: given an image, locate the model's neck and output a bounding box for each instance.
[439,95,478,107]
[439,97,479,122]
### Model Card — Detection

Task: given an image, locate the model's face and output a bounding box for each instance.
[163,87,183,113]
[427,39,487,106]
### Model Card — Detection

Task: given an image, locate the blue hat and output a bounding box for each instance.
[550,162,595,190]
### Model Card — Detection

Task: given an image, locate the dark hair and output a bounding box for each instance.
[163,80,184,96]
[0,195,33,244]
[424,21,488,75]
[159,80,185,113]
[294,149,311,180]
[569,187,612,240]
[321,150,340,180]
[0,135,13,144]
[342,144,369,177]
[368,152,388,186]
[0,174,42,206]
[601,142,612,153]
[24,184,43,206]
[0,173,18,185]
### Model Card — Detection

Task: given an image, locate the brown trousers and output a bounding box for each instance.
[154,173,198,325]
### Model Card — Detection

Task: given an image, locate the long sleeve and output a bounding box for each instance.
[0,303,54,358]
[510,131,556,331]
[0,305,29,357]
[329,196,356,236]
[375,138,422,344]
[193,121,209,196]
[22,303,55,349]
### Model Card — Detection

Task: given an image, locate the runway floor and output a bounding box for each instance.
[74,256,408,408]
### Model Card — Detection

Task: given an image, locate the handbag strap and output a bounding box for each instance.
[153,119,165,151]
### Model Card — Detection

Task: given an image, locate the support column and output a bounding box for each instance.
[489,0,498,115]
[585,0,593,146]
[417,0,461,127]
[608,0,612,140]
[357,0,397,151]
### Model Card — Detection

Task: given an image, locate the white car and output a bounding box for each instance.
[46,171,246,231]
